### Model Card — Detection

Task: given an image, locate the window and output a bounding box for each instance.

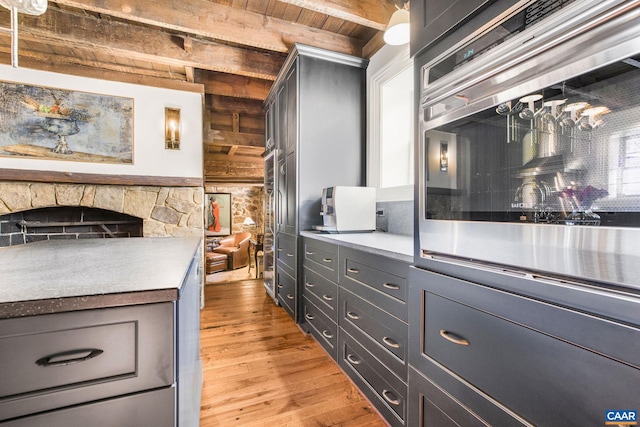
[368,45,414,201]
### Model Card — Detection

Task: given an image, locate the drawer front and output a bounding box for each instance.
[0,303,174,421]
[339,330,407,427]
[276,232,297,275]
[302,266,338,322]
[340,247,408,322]
[302,237,339,283]
[302,297,337,360]
[3,387,175,427]
[340,288,407,379]
[408,366,526,427]
[276,267,296,318]
[419,290,640,426]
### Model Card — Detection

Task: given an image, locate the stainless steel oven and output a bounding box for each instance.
[417,0,640,288]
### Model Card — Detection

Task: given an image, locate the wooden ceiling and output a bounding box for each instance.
[0,0,399,184]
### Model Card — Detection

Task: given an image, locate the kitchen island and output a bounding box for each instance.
[0,237,202,427]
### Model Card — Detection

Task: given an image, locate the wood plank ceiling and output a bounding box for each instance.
[0,0,400,184]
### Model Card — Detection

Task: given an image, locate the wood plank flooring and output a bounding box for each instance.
[199,279,388,427]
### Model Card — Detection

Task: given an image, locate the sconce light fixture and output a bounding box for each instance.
[440,142,448,172]
[384,1,410,46]
[165,107,181,150]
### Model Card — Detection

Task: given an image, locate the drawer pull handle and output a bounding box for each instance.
[439,330,470,346]
[322,258,333,263]
[305,313,315,321]
[277,284,283,289]
[347,267,360,274]
[287,293,294,300]
[382,389,400,406]
[346,354,361,365]
[322,330,334,339]
[286,253,294,257]
[346,311,360,320]
[277,248,283,252]
[322,294,333,301]
[36,349,104,367]
[383,282,401,290]
[305,251,315,255]
[382,336,400,349]
[305,281,315,288]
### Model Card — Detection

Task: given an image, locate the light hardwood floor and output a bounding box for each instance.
[199,279,388,426]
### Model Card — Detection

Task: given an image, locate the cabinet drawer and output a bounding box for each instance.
[302,238,339,283]
[2,386,175,427]
[276,232,297,275]
[302,297,337,360]
[340,247,408,322]
[276,268,296,318]
[302,266,338,322]
[339,331,407,427]
[408,366,526,427]
[0,303,174,421]
[412,270,640,426]
[340,288,407,380]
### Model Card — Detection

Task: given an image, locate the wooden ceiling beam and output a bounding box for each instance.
[278,0,396,31]
[206,130,264,147]
[49,0,364,56]
[196,70,272,101]
[0,7,284,81]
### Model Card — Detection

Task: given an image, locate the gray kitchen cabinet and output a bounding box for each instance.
[264,44,367,321]
[0,240,202,426]
[408,265,640,426]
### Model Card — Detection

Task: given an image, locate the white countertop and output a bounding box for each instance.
[300,230,413,263]
[0,237,201,316]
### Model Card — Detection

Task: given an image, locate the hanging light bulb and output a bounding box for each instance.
[0,0,48,68]
[384,3,410,46]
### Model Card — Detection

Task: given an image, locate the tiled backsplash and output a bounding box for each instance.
[375,200,413,236]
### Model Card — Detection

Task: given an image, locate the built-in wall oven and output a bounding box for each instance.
[417,0,640,288]
[263,149,277,301]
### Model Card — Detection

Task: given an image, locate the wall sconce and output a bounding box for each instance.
[384,1,410,46]
[440,142,448,172]
[165,107,181,150]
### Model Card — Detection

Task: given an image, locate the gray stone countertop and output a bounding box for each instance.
[300,231,413,263]
[0,236,201,319]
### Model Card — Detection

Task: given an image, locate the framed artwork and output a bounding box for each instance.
[205,193,231,236]
[0,80,134,164]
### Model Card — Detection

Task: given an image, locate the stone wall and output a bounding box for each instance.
[0,182,204,237]
[205,185,264,235]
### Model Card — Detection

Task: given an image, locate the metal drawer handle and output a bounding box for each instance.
[322,294,333,301]
[347,267,360,274]
[277,248,283,252]
[305,281,315,288]
[305,313,315,321]
[322,330,334,339]
[382,336,400,349]
[346,354,361,365]
[322,258,333,263]
[439,330,470,346]
[277,284,283,289]
[286,253,294,257]
[382,389,400,406]
[383,282,401,290]
[346,311,360,320]
[305,250,315,255]
[287,293,294,300]
[36,349,104,367]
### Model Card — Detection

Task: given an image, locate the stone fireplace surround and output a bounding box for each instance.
[0,181,204,247]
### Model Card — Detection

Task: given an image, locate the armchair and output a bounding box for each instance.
[212,232,251,270]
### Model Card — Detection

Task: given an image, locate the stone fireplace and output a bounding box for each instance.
[0,181,204,247]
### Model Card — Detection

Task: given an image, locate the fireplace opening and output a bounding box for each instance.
[0,206,143,247]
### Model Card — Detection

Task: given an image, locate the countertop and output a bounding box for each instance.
[300,230,413,263]
[0,236,201,319]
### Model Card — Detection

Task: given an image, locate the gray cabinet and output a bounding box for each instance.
[264,44,367,320]
[300,235,411,426]
[0,255,201,426]
[408,265,640,426]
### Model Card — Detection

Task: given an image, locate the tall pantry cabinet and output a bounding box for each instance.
[264,44,368,321]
